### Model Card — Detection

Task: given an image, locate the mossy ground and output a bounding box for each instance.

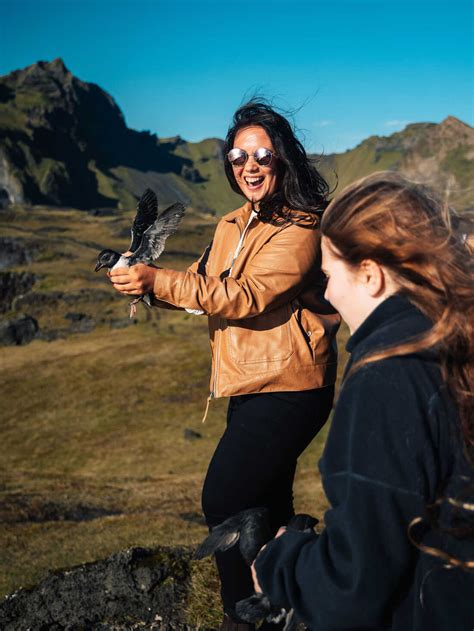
[0,204,349,627]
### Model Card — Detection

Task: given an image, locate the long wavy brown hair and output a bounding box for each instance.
[321,171,474,568]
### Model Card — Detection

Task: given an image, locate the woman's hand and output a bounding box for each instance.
[251,526,287,593]
[109,264,158,295]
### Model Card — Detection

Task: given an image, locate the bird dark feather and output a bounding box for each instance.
[194,507,270,565]
[195,528,240,560]
[236,594,283,623]
[129,188,158,253]
[130,202,186,265]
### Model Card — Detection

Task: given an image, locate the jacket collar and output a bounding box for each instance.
[346,294,431,357]
[224,201,253,226]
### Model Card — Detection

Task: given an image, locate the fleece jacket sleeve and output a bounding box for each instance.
[151,223,320,319]
[255,359,441,629]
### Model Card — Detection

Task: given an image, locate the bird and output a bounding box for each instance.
[195,507,318,630]
[195,507,273,566]
[95,188,186,316]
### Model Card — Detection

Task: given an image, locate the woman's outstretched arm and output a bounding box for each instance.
[110,223,320,319]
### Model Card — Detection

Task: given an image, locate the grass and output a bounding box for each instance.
[0,203,350,627]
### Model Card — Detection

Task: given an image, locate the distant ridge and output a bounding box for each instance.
[319,115,474,211]
[0,59,472,212]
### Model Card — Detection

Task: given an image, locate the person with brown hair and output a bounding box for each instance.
[252,172,474,629]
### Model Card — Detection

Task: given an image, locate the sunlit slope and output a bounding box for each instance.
[320,116,474,212]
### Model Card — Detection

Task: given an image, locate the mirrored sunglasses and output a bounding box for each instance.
[227,147,275,167]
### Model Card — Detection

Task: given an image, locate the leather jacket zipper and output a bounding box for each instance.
[207,212,255,408]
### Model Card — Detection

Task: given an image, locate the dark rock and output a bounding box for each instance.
[0,83,14,104]
[0,237,37,270]
[14,288,119,311]
[65,311,89,322]
[0,315,38,345]
[180,165,205,183]
[0,271,36,312]
[0,188,10,209]
[12,290,63,309]
[184,428,202,441]
[0,546,196,630]
[68,317,95,334]
[36,329,62,342]
[36,319,96,341]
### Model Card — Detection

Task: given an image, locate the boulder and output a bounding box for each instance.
[0,546,198,630]
[0,315,38,345]
[0,238,36,270]
[0,271,36,313]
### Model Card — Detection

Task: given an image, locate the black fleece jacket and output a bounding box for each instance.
[255,295,474,630]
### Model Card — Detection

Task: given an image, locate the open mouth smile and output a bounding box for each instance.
[244,176,265,189]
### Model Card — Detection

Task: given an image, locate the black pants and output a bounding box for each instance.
[201,386,334,622]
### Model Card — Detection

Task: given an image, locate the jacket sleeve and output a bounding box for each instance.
[255,360,440,629]
[151,224,320,319]
[150,241,213,311]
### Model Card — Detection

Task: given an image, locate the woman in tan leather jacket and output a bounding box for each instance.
[110,100,340,630]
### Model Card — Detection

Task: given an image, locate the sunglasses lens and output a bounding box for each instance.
[227,149,247,166]
[255,148,273,166]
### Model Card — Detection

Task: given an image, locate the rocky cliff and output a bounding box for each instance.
[0,59,240,213]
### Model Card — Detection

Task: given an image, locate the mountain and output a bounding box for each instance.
[0,59,472,213]
[0,58,240,213]
[319,116,474,211]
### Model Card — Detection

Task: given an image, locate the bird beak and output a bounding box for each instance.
[94,261,104,272]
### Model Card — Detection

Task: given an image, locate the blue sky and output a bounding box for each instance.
[1,0,472,153]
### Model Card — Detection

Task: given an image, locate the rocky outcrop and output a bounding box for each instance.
[0,546,199,630]
[0,59,206,210]
[0,237,38,270]
[0,271,36,313]
[0,315,38,345]
[0,148,25,207]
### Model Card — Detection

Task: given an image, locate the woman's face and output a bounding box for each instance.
[232,126,279,205]
[321,236,373,334]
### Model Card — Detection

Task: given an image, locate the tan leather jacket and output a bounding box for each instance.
[152,201,340,398]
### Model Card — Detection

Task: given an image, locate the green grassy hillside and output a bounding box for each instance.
[319,117,474,211]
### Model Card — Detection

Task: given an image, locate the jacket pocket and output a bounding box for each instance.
[291,300,320,362]
[227,304,293,364]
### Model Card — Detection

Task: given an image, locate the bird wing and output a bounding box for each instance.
[195,526,240,560]
[194,507,270,563]
[129,188,158,253]
[129,202,186,265]
[235,594,275,623]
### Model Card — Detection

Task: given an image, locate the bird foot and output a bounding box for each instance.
[129,299,139,318]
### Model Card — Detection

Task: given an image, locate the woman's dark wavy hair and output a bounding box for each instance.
[223,99,330,221]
